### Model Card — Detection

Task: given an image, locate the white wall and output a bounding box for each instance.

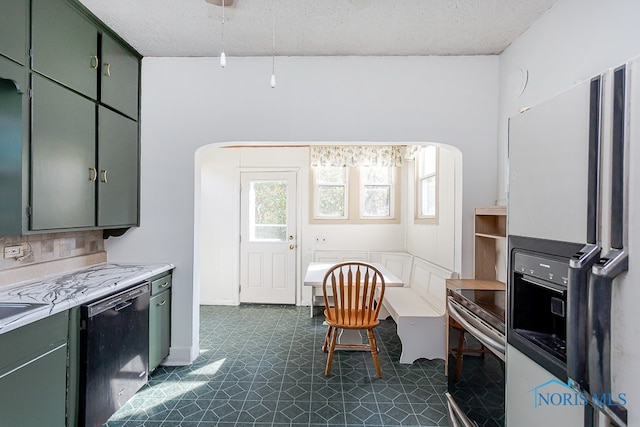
[498,0,640,201]
[106,56,499,363]
[406,145,462,272]
[197,146,312,306]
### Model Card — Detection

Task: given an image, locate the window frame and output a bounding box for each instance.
[312,166,349,220]
[414,146,439,225]
[310,165,400,224]
[359,165,395,219]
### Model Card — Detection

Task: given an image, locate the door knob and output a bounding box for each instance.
[289,245,295,250]
[288,235,294,240]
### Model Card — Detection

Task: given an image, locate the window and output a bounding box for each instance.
[314,166,348,218]
[361,166,394,218]
[309,145,402,224]
[415,146,438,223]
[312,165,399,223]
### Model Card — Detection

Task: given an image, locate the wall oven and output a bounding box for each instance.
[446,285,506,426]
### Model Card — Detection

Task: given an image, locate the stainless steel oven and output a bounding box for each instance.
[446,287,506,426]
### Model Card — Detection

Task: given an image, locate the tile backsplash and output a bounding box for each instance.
[0,231,104,271]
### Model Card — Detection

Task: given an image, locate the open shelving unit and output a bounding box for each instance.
[473,206,507,282]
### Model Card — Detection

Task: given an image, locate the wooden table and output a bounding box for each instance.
[304,262,404,346]
[304,262,404,318]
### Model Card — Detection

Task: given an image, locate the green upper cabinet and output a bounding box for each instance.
[0,0,29,64]
[98,107,139,227]
[32,0,98,100]
[31,75,96,230]
[0,0,142,234]
[101,34,140,119]
[0,57,28,236]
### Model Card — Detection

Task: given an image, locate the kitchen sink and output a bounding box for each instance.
[0,302,49,322]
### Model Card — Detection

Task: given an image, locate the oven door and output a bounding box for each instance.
[448,297,506,361]
[445,392,476,427]
[447,296,506,425]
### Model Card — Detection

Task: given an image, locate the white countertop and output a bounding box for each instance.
[0,262,174,334]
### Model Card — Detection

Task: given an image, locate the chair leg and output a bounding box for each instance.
[367,329,382,379]
[325,327,338,376]
[322,326,332,353]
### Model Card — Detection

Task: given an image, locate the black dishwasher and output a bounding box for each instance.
[79,282,150,427]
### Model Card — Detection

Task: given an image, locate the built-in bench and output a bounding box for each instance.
[310,250,458,364]
[376,254,457,364]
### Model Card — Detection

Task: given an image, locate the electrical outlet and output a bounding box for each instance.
[4,245,24,259]
[314,236,327,244]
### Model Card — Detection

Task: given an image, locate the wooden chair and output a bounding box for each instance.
[321,262,386,378]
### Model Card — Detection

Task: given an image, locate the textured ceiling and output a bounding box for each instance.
[77,0,558,57]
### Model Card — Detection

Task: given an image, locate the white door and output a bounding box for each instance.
[240,171,297,304]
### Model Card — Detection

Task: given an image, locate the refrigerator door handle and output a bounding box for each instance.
[587,249,628,426]
[567,243,600,393]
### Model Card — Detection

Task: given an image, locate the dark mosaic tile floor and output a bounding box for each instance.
[104,304,449,426]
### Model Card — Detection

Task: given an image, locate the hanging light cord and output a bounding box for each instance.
[222,0,225,43]
[220,0,226,67]
[271,0,276,87]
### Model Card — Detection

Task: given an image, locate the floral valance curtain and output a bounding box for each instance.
[309,145,404,167]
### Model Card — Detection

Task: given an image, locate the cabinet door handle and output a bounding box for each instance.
[161,282,169,288]
[101,169,108,183]
[104,63,111,77]
[89,167,97,181]
[157,299,167,306]
[90,56,99,70]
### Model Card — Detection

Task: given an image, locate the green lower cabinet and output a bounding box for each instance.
[149,273,172,372]
[0,311,68,427]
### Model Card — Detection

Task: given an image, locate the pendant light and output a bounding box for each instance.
[220,0,226,68]
[270,0,276,88]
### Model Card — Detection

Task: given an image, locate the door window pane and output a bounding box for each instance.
[249,180,287,241]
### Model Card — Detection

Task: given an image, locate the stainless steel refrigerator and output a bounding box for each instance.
[506,56,639,426]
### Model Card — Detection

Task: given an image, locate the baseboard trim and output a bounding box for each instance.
[162,345,199,366]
